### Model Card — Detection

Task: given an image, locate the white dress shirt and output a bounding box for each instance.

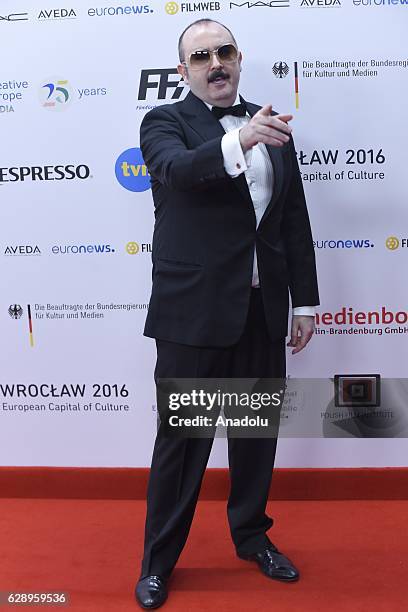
[206,96,315,317]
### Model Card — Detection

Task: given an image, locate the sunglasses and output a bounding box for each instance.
[183,43,238,70]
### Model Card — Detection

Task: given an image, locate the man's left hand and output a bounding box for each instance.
[287,315,315,355]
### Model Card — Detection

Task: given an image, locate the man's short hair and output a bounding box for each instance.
[178,19,238,63]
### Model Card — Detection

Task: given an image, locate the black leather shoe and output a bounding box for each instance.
[238,544,299,582]
[135,575,168,609]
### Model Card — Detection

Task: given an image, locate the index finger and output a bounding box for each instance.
[265,115,293,135]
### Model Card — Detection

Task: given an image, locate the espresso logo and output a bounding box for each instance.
[0,165,91,182]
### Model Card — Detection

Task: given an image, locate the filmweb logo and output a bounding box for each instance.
[126,242,152,254]
[315,307,408,335]
[165,1,221,13]
[314,239,374,249]
[385,236,408,250]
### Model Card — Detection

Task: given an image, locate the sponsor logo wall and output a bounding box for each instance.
[1,1,407,468]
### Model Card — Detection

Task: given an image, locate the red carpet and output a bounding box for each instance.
[1,498,407,611]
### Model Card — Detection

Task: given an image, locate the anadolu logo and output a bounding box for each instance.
[39,77,73,111]
[115,148,151,192]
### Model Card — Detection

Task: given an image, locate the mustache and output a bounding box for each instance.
[208,70,230,83]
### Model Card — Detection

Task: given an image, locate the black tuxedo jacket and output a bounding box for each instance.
[140,91,319,347]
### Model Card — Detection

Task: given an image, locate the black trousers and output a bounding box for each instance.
[140,289,286,579]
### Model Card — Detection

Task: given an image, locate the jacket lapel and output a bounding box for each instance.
[245,99,284,228]
[180,92,253,206]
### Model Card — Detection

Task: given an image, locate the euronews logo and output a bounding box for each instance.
[115,148,151,192]
[314,239,374,249]
[353,0,408,6]
[52,244,115,255]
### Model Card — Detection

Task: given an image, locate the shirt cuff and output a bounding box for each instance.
[292,306,316,317]
[221,128,252,177]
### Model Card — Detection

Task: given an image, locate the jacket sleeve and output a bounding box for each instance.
[281,136,320,308]
[140,106,229,192]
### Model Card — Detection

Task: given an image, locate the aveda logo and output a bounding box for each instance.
[37,9,77,20]
[4,245,41,256]
[301,0,341,6]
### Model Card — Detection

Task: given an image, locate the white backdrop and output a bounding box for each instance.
[1,1,407,467]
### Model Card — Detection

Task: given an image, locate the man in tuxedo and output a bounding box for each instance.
[135,18,319,609]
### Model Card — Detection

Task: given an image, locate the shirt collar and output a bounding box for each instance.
[204,94,241,112]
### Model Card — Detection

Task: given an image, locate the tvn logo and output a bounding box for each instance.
[115,147,151,192]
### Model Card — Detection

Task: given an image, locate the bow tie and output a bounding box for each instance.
[211,101,247,120]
